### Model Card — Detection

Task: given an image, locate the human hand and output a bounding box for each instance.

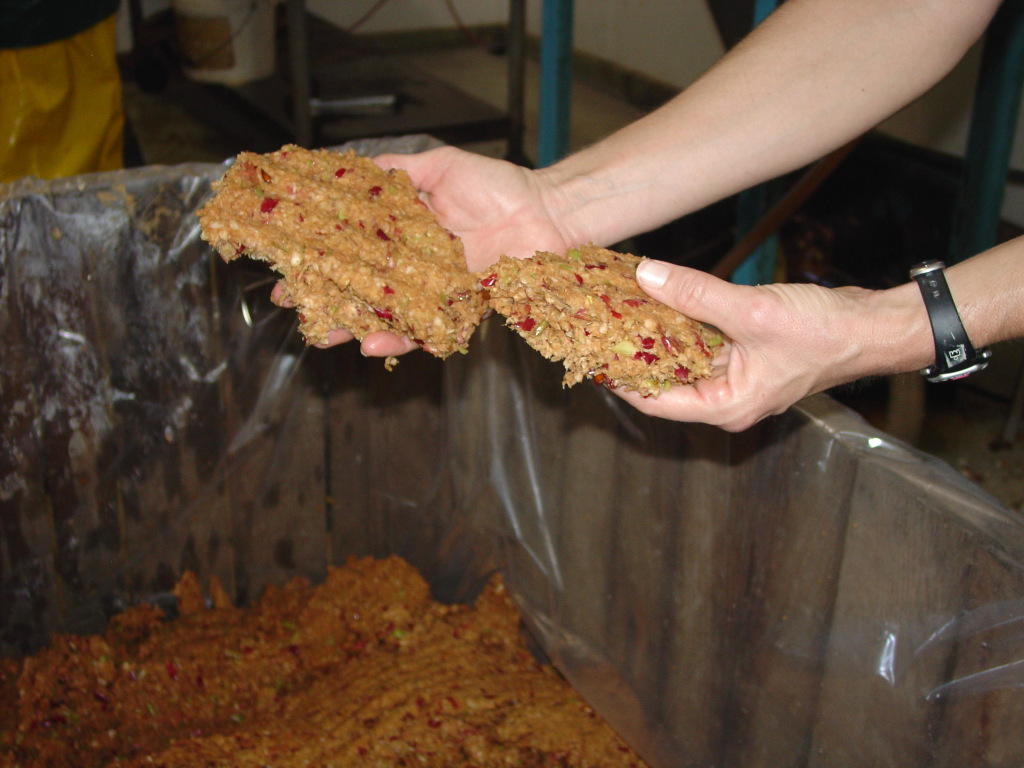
[615,260,930,432]
[284,146,574,356]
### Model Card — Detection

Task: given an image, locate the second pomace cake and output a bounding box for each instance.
[485,245,723,397]
[198,145,486,361]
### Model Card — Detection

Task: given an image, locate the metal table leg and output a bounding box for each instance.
[286,0,313,148]
[506,0,528,165]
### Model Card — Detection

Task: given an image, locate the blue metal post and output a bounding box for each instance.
[949,0,1024,264]
[731,0,780,285]
[537,0,574,167]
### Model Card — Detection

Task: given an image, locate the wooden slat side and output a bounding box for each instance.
[0,201,57,655]
[325,346,374,564]
[930,544,1024,767]
[720,416,858,768]
[807,460,978,767]
[656,423,736,766]
[553,385,619,662]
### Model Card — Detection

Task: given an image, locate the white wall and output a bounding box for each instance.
[878,42,1024,228]
[307,0,508,33]
[525,0,723,91]
[308,0,723,89]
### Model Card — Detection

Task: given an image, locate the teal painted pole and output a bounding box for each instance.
[949,0,1024,264]
[731,184,778,285]
[732,0,780,285]
[537,0,574,167]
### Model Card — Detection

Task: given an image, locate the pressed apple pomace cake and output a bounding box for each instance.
[197,145,487,362]
[484,245,723,397]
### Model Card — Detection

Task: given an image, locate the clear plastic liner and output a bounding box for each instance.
[3,136,1024,766]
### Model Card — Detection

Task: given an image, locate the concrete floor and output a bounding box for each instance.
[123,79,241,166]
[403,46,646,161]
[926,387,1024,511]
[122,43,1024,513]
[124,44,645,167]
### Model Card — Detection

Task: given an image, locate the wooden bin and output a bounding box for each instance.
[2,141,1024,767]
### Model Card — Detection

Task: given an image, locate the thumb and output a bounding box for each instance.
[635,259,749,332]
[372,151,417,174]
[372,147,453,191]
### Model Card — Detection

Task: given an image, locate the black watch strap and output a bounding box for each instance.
[910,260,991,382]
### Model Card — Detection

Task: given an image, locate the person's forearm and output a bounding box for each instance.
[619,240,1020,429]
[538,0,1000,248]
[850,240,1024,384]
[946,238,1024,349]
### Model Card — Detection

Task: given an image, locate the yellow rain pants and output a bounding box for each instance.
[0,13,123,183]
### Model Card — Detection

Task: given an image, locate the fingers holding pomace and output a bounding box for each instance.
[359,331,421,357]
[375,147,576,268]
[199,144,486,361]
[270,280,293,308]
[627,259,867,429]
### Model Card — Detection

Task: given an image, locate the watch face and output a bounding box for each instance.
[944,345,967,367]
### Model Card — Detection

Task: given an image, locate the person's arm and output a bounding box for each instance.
[619,240,1024,431]
[943,238,1024,351]
[325,0,1003,364]
[538,0,1001,247]
[301,149,574,355]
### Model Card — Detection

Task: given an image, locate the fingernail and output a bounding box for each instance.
[636,259,671,290]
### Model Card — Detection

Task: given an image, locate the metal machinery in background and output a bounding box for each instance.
[126,0,528,160]
[281,0,528,161]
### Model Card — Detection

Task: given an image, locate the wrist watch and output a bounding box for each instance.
[910,260,991,382]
